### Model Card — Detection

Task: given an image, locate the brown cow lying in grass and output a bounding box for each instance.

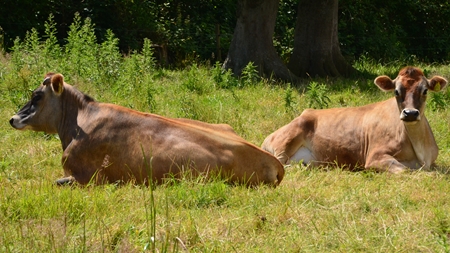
[262,66,447,173]
[10,73,284,186]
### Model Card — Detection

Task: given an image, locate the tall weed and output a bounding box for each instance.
[240,62,259,87]
[42,14,62,62]
[284,84,297,112]
[64,13,98,79]
[115,39,156,101]
[97,29,122,87]
[141,38,156,72]
[305,81,331,109]
[212,61,238,89]
[10,28,44,80]
[183,64,205,94]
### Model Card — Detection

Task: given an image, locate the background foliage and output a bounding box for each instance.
[338,0,450,62]
[1,0,450,65]
[0,0,236,66]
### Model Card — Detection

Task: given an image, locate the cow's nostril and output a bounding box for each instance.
[9,117,14,126]
[403,109,419,117]
[401,109,420,121]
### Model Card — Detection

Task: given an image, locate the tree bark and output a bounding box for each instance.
[223,0,298,82]
[288,0,354,78]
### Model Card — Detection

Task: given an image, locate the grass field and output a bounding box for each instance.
[2,24,450,252]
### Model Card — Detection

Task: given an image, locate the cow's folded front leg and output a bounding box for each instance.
[365,157,408,174]
[55,176,75,186]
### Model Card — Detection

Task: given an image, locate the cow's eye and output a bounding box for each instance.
[394,90,400,97]
[423,88,428,96]
[32,94,42,103]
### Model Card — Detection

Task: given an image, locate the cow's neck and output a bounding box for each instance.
[58,87,91,150]
[403,117,436,168]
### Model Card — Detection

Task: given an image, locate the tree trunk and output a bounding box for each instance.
[288,0,354,78]
[223,0,298,82]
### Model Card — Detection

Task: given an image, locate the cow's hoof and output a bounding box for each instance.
[388,167,407,174]
[55,176,75,186]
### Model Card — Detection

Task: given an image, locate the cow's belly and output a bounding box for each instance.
[290,147,314,164]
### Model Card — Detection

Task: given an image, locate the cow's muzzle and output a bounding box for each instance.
[400,108,420,122]
[9,115,27,130]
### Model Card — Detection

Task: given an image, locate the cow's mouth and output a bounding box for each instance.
[400,116,421,126]
[401,116,420,122]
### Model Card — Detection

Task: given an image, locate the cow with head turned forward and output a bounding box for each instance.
[262,66,447,173]
[10,73,284,186]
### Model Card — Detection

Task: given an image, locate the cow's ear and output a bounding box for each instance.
[50,74,64,95]
[428,76,448,92]
[374,76,395,91]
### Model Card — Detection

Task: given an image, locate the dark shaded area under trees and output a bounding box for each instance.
[0,0,237,66]
[1,0,449,77]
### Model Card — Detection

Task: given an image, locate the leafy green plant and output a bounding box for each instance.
[429,92,448,111]
[113,39,157,102]
[97,29,122,86]
[305,81,331,109]
[284,84,297,112]
[240,62,259,87]
[64,13,98,79]
[141,38,156,73]
[183,64,205,94]
[10,28,42,76]
[212,61,238,89]
[42,14,61,60]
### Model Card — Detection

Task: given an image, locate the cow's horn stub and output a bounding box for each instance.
[43,76,51,85]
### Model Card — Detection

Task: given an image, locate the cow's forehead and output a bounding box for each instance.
[396,67,426,89]
[397,76,424,89]
[398,67,424,79]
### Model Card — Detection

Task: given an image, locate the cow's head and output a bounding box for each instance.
[10,73,65,133]
[374,67,447,123]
